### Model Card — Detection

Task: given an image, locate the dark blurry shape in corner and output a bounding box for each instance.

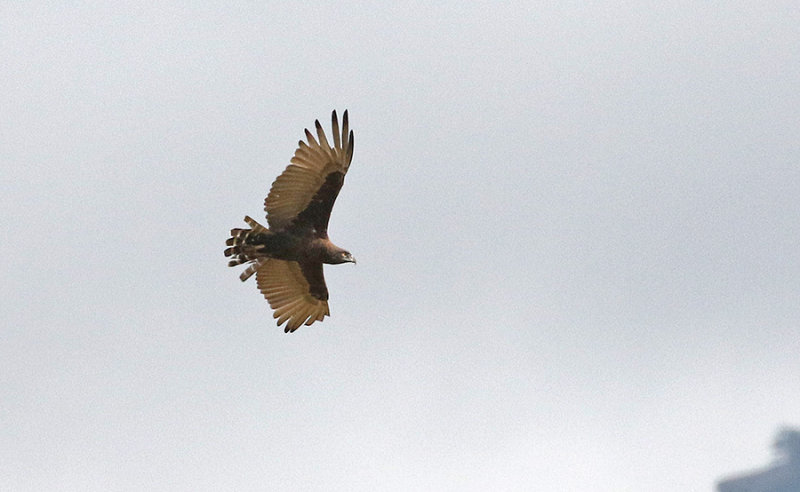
[717,426,800,492]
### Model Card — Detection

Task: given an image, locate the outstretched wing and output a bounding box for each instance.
[255,258,330,333]
[265,110,354,235]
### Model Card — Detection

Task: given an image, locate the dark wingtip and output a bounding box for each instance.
[304,128,318,145]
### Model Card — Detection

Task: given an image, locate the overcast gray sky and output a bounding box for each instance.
[2,2,799,491]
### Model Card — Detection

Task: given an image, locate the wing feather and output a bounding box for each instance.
[264,110,353,231]
[315,119,331,153]
[255,259,330,333]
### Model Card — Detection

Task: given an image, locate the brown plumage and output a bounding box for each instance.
[225,110,356,332]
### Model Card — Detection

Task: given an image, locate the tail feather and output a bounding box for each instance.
[239,258,267,282]
[224,216,273,280]
[244,215,269,232]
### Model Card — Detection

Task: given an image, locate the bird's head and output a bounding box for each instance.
[326,245,356,265]
[339,251,356,265]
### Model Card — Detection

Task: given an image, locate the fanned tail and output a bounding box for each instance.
[224,216,272,281]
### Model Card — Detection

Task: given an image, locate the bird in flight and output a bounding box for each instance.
[225,110,356,332]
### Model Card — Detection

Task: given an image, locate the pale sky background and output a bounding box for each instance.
[2,3,799,491]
